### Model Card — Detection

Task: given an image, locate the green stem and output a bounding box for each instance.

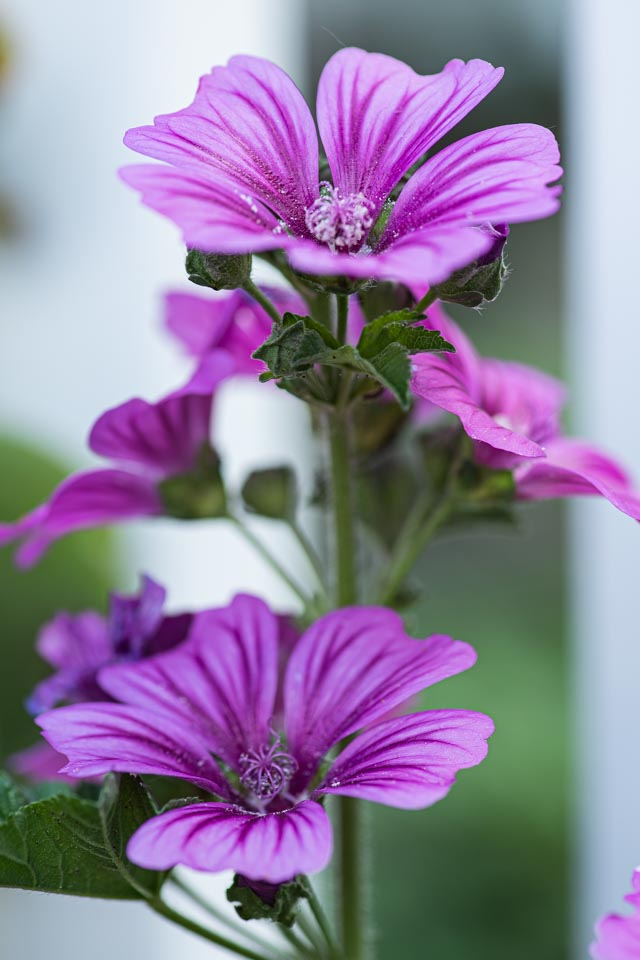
[288,520,330,594]
[229,514,311,606]
[307,882,341,959]
[149,896,280,960]
[337,797,365,960]
[336,293,349,344]
[243,279,282,325]
[414,287,438,314]
[327,411,357,607]
[377,435,465,606]
[279,924,316,957]
[170,875,275,953]
[378,493,453,606]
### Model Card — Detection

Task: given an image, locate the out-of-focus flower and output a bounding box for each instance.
[591,869,640,959]
[28,575,192,713]
[10,576,191,782]
[39,595,492,883]
[0,358,233,567]
[121,49,561,287]
[411,307,640,519]
[165,287,303,379]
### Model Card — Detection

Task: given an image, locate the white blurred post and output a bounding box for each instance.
[566,1,640,953]
[0,1,307,957]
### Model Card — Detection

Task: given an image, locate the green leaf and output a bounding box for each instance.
[241,466,298,520]
[283,312,339,349]
[227,874,310,927]
[358,309,454,359]
[252,316,327,378]
[0,779,145,898]
[314,343,413,408]
[0,772,28,820]
[99,774,164,898]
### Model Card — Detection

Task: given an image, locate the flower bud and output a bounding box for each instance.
[241,466,297,520]
[185,248,252,290]
[432,224,509,308]
[158,445,227,519]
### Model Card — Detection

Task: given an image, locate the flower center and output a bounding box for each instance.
[239,739,298,801]
[305,182,375,252]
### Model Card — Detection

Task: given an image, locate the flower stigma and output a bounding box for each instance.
[239,738,298,802]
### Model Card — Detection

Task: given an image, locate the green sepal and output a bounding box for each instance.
[241,466,298,520]
[226,873,310,927]
[358,281,413,323]
[159,444,227,520]
[99,773,165,898]
[0,772,147,898]
[185,248,252,291]
[432,230,509,308]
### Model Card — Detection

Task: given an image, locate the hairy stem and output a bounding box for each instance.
[170,874,275,952]
[413,287,438,314]
[229,514,311,606]
[288,519,330,595]
[149,896,283,960]
[307,881,341,959]
[336,293,350,344]
[337,797,366,960]
[243,279,282,325]
[327,410,357,608]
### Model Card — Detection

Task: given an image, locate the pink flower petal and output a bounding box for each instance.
[88,393,213,477]
[516,438,640,520]
[284,607,476,786]
[317,48,503,213]
[384,123,562,243]
[127,799,332,883]
[99,595,280,768]
[37,703,230,796]
[1,470,162,569]
[124,54,318,236]
[318,710,493,808]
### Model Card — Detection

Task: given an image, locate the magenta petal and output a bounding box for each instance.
[2,471,162,569]
[284,607,477,784]
[89,392,213,477]
[385,123,562,243]
[8,741,78,785]
[37,703,230,796]
[165,288,303,375]
[127,799,332,883]
[286,225,493,287]
[124,55,318,237]
[411,352,548,459]
[318,710,493,808]
[515,438,640,520]
[100,595,279,767]
[28,611,111,711]
[591,870,640,959]
[317,49,503,210]
[119,164,283,254]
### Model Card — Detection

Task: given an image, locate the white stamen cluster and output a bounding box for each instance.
[305,182,375,251]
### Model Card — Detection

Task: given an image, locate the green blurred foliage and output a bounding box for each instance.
[372,505,567,959]
[0,436,115,757]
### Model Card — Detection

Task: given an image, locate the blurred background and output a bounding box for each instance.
[0,1,637,959]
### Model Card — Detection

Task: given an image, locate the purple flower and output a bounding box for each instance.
[38,595,493,883]
[0,356,232,567]
[165,287,304,379]
[28,574,192,713]
[411,307,640,519]
[121,49,561,287]
[591,869,640,959]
